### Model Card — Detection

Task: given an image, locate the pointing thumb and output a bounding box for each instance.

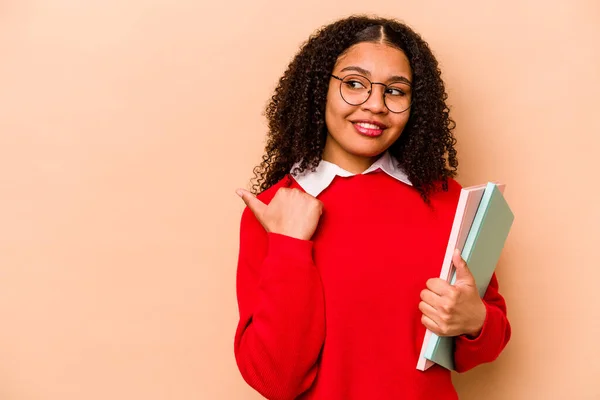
[236,188,267,225]
[453,248,473,282]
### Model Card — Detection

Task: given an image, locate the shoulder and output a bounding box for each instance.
[256,175,297,204]
[444,177,463,192]
[427,177,463,209]
[431,176,462,194]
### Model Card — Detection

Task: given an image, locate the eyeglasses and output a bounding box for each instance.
[331,74,412,114]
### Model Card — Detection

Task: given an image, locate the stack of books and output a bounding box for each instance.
[416,182,515,371]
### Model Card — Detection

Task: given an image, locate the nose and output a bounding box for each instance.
[360,83,388,114]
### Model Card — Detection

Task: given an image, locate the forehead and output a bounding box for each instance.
[333,42,412,80]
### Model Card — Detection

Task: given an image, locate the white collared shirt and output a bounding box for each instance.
[290,151,412,197]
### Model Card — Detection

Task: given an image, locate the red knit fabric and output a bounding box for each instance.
[234,171,511,400]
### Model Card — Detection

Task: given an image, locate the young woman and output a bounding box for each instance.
[233,15,511,400]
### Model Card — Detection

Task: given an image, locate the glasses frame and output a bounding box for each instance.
[330,74,412,114]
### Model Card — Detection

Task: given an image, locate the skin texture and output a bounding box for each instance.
[250,16,458,203]
[238,15,485,349]
[323,42,413,173]
[235,187,322,242]
[420,249,486,337]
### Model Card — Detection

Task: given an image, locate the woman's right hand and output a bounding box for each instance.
[236,187,323,241]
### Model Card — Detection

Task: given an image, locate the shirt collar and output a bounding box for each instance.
[290,151,412,197]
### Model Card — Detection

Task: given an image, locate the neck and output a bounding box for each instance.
[322,137,382,174]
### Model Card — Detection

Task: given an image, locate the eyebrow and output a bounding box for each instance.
[339,65,412,86]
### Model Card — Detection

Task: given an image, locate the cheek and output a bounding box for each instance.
[390,113,410,134]
[325,90,353,127]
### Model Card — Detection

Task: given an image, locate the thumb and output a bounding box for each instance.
[236,188,267,222]
[453,249,474,282]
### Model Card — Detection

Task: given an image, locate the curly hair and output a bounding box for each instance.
[251,15,458,202]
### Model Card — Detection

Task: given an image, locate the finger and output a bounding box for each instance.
[418,300,439,319]
[453,248,473,281]
[420,289,442,310]
[426,278,453,296]
[421,314,441,334]
[236,188,267,222]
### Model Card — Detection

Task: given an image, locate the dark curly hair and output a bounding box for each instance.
[251,15,458,202]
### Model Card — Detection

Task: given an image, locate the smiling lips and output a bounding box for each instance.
[353,121,387,137]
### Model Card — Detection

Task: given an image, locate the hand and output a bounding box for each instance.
[236,187,323,241]
[419,249,486,338]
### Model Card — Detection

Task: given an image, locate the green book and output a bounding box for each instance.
[423,182,515,370]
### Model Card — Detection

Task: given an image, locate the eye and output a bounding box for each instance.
[344,79,368,90]
[386,87,407,96]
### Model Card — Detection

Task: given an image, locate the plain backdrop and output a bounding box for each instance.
[0,0,599,399]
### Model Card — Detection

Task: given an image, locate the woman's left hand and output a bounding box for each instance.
[419,249,487,338]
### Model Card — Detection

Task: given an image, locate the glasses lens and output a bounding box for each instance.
[384,82,412,113]
[340,75,371,105]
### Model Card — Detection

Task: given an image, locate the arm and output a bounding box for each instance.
[234,207,326,400]
[453,273,511,372]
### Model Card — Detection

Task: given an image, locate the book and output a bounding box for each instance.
[416,183,491,371]
[416,182,504,371]
[419,182,514,371]
[439,182,506,284]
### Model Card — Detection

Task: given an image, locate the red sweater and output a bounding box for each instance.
[234,171,511,400]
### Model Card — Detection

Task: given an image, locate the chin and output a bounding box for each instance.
[344,141,389,158]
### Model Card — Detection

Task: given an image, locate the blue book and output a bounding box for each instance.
[423,182,515,370]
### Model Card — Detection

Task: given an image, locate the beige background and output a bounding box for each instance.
[0,0,598,399]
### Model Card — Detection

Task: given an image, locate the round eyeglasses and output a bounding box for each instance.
[331,74,412,114]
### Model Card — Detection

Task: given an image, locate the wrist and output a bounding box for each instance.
[277,231,311,241]
[466,301,487,338]
[274,225,312,241]
[466,325,483,339]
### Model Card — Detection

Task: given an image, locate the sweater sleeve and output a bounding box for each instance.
[453,272,511,372]
[233,207,326,400]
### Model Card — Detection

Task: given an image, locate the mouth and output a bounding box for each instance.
[352,120,388,137]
